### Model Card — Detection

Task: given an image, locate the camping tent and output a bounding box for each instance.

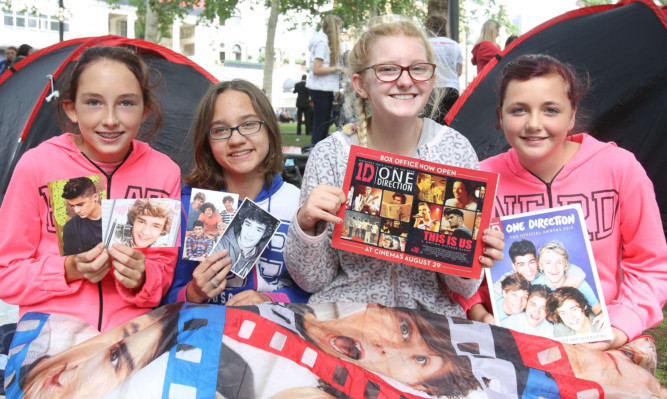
[446,0,667,228]
[0,35,217,203]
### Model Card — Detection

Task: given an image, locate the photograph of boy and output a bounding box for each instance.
[444,180,478,210]
[213,200,280,280]
[61,176,103,255]
[113,199,174,248]
[501,284,554,338]
[415,172,447,204]
[186,191,206,230]
[197,202,222,240]
[184,220,214,261]
[220,195,237,226]
[379,191,412,222]
[440,208,472,239]
[353,185,381,215]
[496,272,530,322]
[413,202,440,232]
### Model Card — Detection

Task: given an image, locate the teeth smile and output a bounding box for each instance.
[392,94,414,100]
[98,132,121,139]
[231,150,252,157]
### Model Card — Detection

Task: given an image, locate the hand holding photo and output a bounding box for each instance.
[102,198,181,249]
[211,199,281,280]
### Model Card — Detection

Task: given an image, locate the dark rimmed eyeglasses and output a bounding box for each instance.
[356,63,436,82]
[207,121,265,140]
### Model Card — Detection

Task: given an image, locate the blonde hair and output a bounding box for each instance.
[344,19,436,147]
[476,19,500,44]
[322,15,342,68]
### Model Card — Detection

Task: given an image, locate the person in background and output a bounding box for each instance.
[0,46,17,74]
[8,43,34,70]
[424,14,462,122]
[471,19,500,74]
[307,14,346,146]
[293,74,312,135]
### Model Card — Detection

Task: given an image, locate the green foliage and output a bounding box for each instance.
[106,0,240,41]
[460,0,518,46]
[329,0,427,30]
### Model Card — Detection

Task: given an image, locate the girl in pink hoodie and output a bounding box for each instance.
[463,54,667,353]
[0,46,180,335]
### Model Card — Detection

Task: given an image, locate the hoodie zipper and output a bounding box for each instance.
[81,150,131,331]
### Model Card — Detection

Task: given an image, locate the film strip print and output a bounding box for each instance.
[224,307,424,399]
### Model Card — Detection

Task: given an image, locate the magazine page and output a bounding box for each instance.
[208,199,281,280]
[183,188,240,260]
[101,198,181,249]
[47,175,107,256]
[485,205,612,344]
[332,145,498,278]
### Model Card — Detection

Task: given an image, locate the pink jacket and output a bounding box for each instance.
[481,133,667,340]
[0,134,180,332]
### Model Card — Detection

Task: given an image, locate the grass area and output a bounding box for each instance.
[645,305,667,386]
[282,134,311,148]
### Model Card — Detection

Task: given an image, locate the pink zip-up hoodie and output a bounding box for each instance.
[0,133,180,332]
[481,133,667,340]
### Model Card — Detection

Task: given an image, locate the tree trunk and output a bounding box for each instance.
[262,0,279,100]
[145,0,159,43]
[427,0,448,17]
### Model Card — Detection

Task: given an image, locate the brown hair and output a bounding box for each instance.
[396,307,481,397]
[346,19,436,147]
[496,54,589,130]
[183,79,283,190]
[546,286,592,323]
[127,198,173,234]
[58,46,163,139]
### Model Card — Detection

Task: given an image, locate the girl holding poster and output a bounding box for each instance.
[284,19,505,318]
[470,54,667,352]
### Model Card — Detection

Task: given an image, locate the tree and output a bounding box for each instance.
[107,0,240,43]
[262,0,279,98]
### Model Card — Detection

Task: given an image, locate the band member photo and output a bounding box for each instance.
[212,200,280,280]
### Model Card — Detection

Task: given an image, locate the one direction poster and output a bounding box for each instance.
[332,145,499,278]
[486,205,612,344]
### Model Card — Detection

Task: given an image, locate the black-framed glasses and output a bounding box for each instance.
[356,63,436,82]
[207,121,265,140]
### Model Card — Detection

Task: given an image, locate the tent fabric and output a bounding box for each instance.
[446,0,667,228]
[0,35,217,202]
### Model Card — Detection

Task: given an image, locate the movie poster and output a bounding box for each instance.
[332,145,498,278]
[486,205,612,344]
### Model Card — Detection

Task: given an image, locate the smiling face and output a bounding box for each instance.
[63,60,149,163]
[524,295,547,327]
[352,34,434,123]
[512,253,538,282]
[223,200,234,213]
[540,250,567,287]
[452,181,468,201]
[303,305,449,388]
[499,74,576,175]
[193,225,204,237]
[132,215,166,248]
[208,89,269,186]
[502,289,528,315]
[239,218,267,249]
[556,299,587,332]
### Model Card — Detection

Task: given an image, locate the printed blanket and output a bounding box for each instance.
[4,302,664,398]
